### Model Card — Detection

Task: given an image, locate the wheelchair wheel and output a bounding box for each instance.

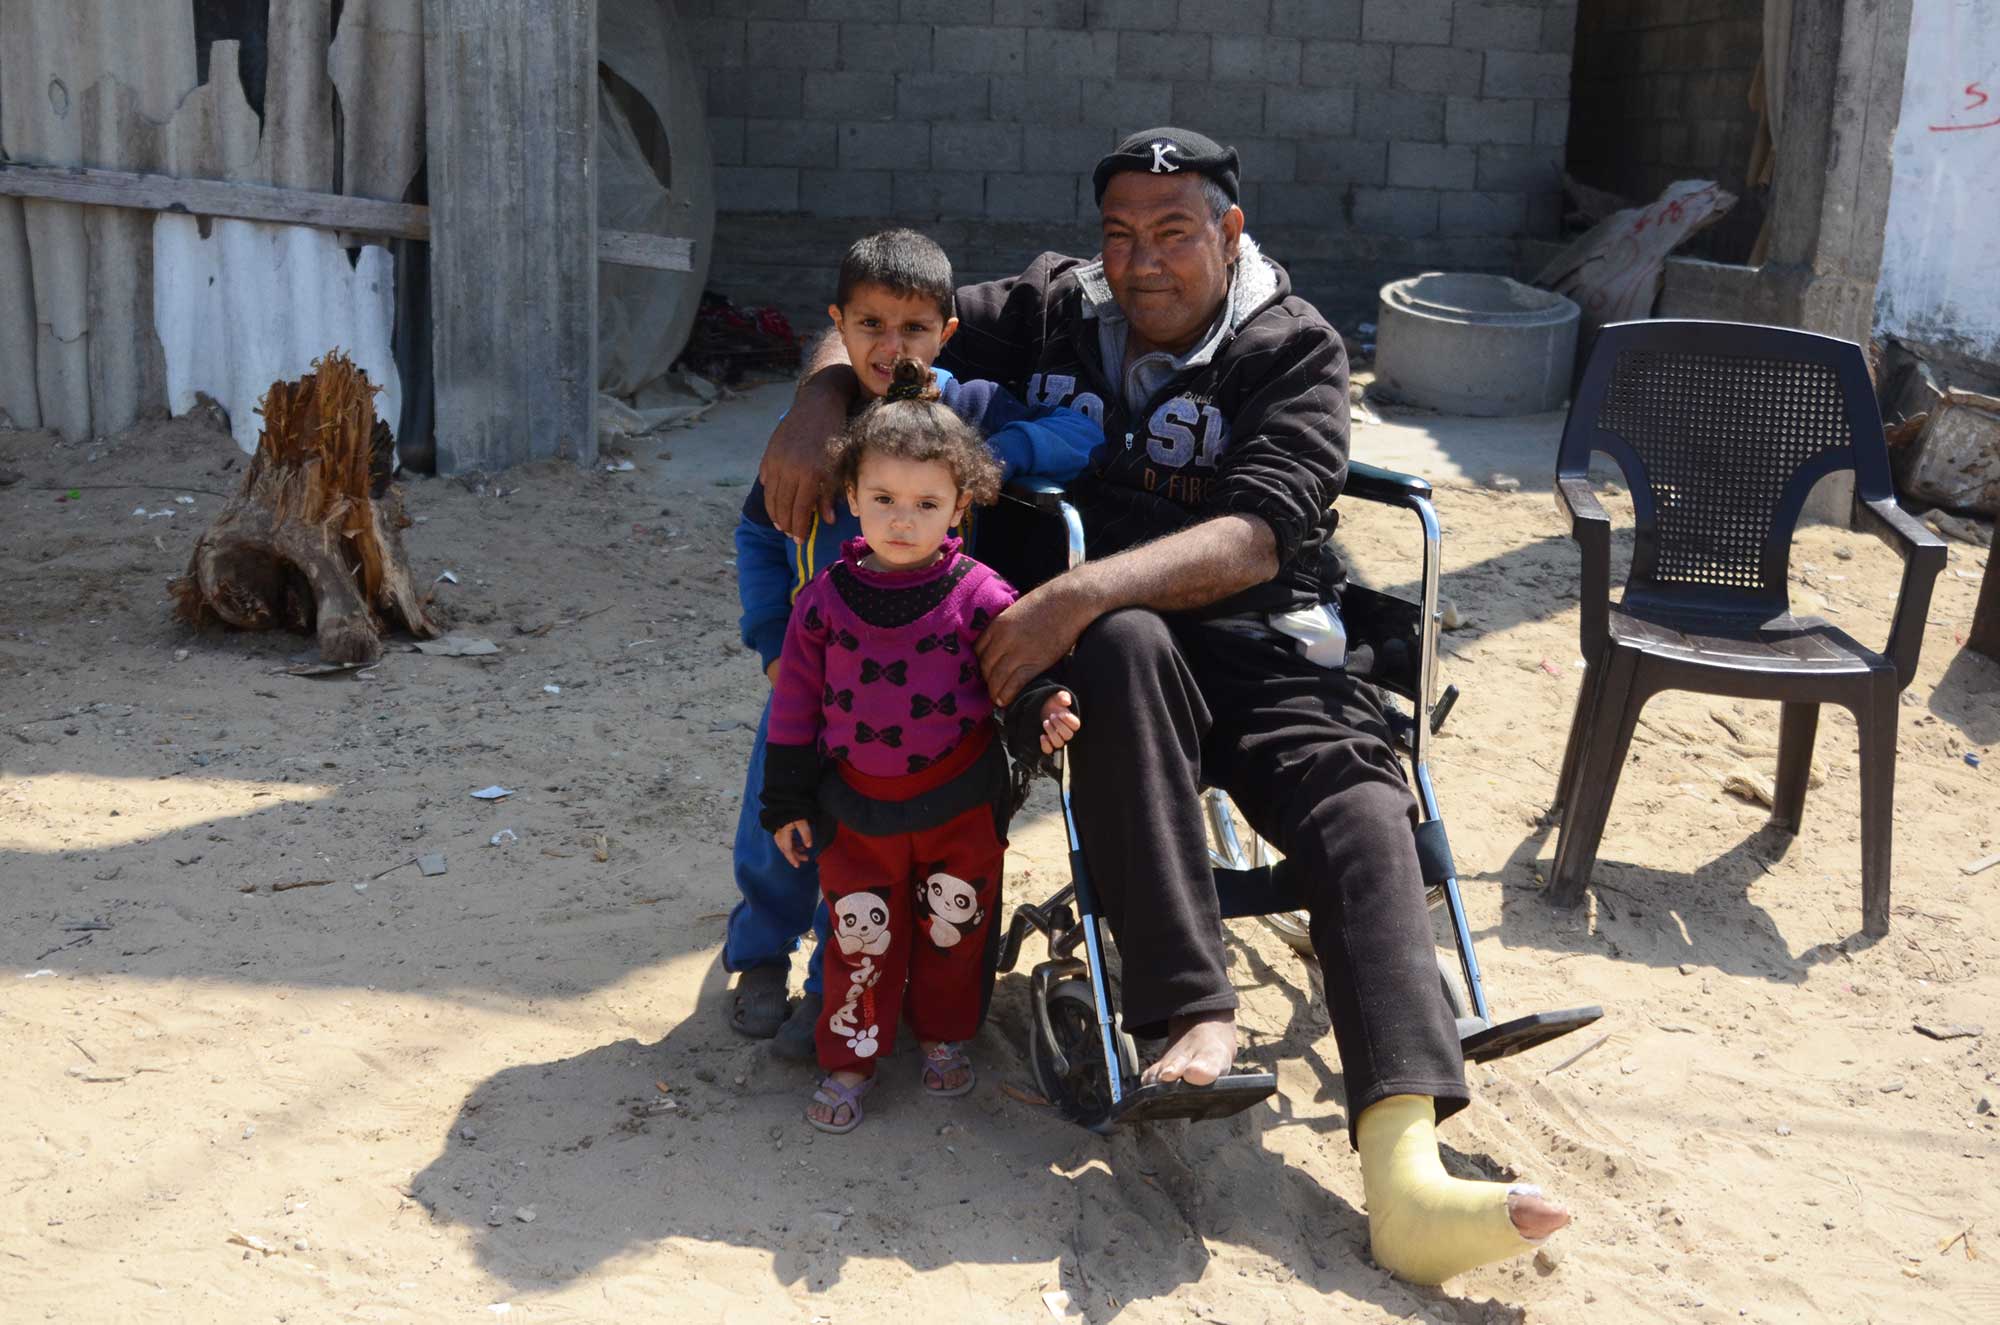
[1436,948,1477,1027]
[1030,979,1116,1126]
[1257,908,1315,957]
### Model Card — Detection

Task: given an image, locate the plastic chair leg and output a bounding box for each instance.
[1548,650,1643,909]
[1771,701,1819,833]
[1552,652,1605,814]
[1854,686,1898,937]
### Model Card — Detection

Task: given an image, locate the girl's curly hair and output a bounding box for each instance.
[831,358,1002,506]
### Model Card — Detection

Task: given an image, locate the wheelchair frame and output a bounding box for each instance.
[994,466,1601,1132]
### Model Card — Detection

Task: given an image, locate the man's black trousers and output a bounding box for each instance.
[1065,608,1470,1140]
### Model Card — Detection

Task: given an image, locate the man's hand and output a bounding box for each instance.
[772,820,813,868]
[978,581,1099,706]
[1037,690,1081,755]
[759,330,857,538]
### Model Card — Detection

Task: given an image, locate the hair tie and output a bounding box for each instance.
[885,377,927,403]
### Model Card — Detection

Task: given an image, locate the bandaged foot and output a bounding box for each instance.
[1356,1093,1569,1285]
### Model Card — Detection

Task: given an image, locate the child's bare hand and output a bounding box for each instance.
[773,820,813,867]
[765,659,782,686]
[1037,690,1081,755]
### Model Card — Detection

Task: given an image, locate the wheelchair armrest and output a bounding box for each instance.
[1854,495,1948,691]
[1346,459,1433,505]
[1003,476,1073,515]
[1556,475,1612,653]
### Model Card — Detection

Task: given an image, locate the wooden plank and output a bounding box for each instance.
[0,161,429,240]
[0,162,689,271]
[424,0,598,474]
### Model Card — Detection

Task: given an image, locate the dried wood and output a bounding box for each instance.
[171,352,438,664]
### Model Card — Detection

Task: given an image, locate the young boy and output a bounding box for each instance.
[727,229,1100,1056]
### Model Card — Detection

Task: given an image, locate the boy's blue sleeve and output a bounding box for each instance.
[736,480,801,668]
[939,375,1101,482]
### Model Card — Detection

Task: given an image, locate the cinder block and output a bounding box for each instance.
[988,171,1081,221]
[1360,0,1452,45]
[1171,81,1268,138]
[800,167,896,216]
[1352,186,1438,234]
[1391,43,1481,95]
[707,116,748,167]
[688,18,746,65]
[839,24,933,73]
[1300,40,1393,89]
[1354,89,1443,141]
[1119,32,1211,80]
[1437,188,1526,236]
[717,166,802,212]
[996,0,1088,26]
[1088,0,1181,29]
[990,75,1083,123]
[747,118,840,167]
[737,0,809,15]
[1443,95,1533,144]
[748,20,840,69]
[1231,136,1300,185]
[1533,100,1568,148]
[1079,78,1173,126]
[804,72,897,119]
[1026,28,1121,80]
[809,0,898,18]
[1022,124,1118,173]
[893,170,985,217]
[1213,35,1303,84]
[1451,2,1543,52]
[1179,0,1270,32]
[933,122,1024,172]
[1270,0,1363,39]
[1525,189,1560,235]
[1541,2,1577,52]
[1475,143,1560,191]
[1266,86,1356,137]
[1258,182,1352,226]
[1389,140,1475,189]
[935,27,1026,75]
[1483,49,1568,98]
[710,69,803,118]
[902,0,991,21]
[897,73,992,120]
[839,121,933,170]
[1296,137,1387,185]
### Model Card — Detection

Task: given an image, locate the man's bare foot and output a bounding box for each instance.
[1508,1189,1570,1241]
[1140,1010,1237,1086]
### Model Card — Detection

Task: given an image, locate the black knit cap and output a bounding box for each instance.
[1092,126,1241,205]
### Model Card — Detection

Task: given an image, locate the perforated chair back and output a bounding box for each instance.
[1558,320,1893,619]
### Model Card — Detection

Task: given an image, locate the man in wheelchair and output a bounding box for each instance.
[756,127,1570,1284]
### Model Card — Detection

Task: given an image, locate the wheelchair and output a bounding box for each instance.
[990,465,1604,1133]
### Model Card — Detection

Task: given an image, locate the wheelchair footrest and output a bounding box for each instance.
[1090,1074,1277,1133]
[1461,1006,1604,1064]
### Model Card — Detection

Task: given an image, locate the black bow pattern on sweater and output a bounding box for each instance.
[802,604,824,632]
[915,632,960,656]
[833,629,860,651]
[854,722,904,748]
[958,659,978,686]
[968,606,992,633]
[860,658,907,685]
[906,753,934,773]
[822,684,854,713]
[910,692,958,719]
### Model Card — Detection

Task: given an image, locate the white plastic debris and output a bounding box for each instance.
[470,786,514,800]
[489,829,518,847]
[542,684,561,696]
[132,506,147,517]
[606,459,637,472]
[175,495,195,505]
[22,969,57,979]
[435,569,460,585]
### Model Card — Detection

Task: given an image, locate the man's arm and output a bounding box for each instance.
[977,513,1277,705]
[759,329,859,539]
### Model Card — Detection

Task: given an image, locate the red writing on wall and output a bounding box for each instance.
[1929,81,1999,132]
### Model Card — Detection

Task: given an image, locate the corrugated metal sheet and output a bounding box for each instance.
[0,0,424,441]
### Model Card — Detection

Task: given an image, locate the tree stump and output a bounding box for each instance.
[171,351,438,664]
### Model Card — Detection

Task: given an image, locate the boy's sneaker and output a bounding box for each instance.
[772,990,821,1061]
[729,965,791,1038]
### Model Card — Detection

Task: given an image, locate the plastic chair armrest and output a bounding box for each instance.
[1556,476,1612,652]
[1346,459,1433,505]
[1854,496,1949,689]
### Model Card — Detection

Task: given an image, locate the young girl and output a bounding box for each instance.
[762,358,1082,1134]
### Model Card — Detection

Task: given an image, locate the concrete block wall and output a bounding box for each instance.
[684,0,1577,326]
[1567,0,1765,263]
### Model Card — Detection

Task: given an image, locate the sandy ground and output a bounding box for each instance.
[3,387,1998,1325]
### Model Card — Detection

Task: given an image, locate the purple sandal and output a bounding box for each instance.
[807,1075,874,1135]
[921,1043,976,1098]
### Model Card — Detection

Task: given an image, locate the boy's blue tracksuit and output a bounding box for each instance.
[727,366,1101,993]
